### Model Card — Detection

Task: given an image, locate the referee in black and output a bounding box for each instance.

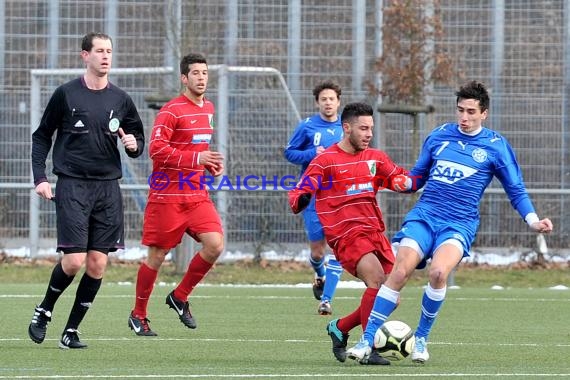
[28,32,145,349]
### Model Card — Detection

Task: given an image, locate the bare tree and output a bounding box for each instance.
[368,0,459,104]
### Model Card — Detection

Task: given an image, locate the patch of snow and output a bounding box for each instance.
[3,246,568,267]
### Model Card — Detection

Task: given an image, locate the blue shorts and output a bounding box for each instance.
[301,197,324,242]
[392,210,475,268]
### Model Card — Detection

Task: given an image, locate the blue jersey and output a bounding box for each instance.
[284,113,343,176]
[407,123,535,232]
[285,113,343,241]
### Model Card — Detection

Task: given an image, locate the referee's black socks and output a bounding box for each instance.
[64,273,102,330]
[39,262,75,312]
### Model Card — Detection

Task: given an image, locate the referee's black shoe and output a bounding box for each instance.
[28,306,52,344]
[58,329,87,349]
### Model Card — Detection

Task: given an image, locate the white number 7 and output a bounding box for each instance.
[435,141,450,156]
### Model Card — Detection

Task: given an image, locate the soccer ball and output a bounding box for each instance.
[373,320,415,361]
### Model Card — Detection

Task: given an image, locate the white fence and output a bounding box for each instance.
[0,63,567,263]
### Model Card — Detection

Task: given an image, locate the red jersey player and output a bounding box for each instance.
[289,102,408,365]
[128,53,224,336]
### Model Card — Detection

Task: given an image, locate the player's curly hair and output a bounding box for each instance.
[312,81,342,101]
[455,80,490,112]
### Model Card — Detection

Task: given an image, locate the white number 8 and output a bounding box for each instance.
[313,132,322,146]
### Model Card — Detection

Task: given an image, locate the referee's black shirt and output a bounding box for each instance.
[31,77,145,184]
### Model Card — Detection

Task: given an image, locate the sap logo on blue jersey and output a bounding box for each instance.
[192,134,212,144]
[431,160,477,184]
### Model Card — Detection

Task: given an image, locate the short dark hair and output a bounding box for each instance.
[341,102,373,123]
[180,53,208,76]
[81,33,112,52]
[455,80,490,112]
[312,81,342,101]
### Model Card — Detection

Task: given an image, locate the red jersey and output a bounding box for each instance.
[148,95,215,203]
[289,144,407,250]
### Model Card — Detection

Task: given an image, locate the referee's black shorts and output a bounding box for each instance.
[54,176,124,254]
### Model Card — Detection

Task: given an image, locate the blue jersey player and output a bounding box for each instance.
[347,80,553,363]
[284,81,345,315]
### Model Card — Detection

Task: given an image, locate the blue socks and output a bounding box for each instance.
[361,283,447,346]
[363,285,399,344]
[321,255,343,302]
[415,283,446,339]
[309,255,326,278]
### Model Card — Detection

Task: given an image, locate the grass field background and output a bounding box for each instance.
[1,261,570,379]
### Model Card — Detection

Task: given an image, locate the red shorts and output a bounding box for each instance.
[142,200,223,249]
[333,230,395,277]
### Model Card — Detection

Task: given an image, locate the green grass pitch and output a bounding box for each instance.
[1,283,570,379]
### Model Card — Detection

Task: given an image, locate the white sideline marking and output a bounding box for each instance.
[0,294,359,300]
[2,294,570,303]
[2,373,570,378]
[2,337,570,348]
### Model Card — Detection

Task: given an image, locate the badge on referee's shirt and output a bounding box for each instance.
[109,118,120,133]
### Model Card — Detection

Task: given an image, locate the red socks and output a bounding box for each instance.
[337,287,378,333]
[173,253,213,301]
[360,287,377,329]
[133,262,158,318]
